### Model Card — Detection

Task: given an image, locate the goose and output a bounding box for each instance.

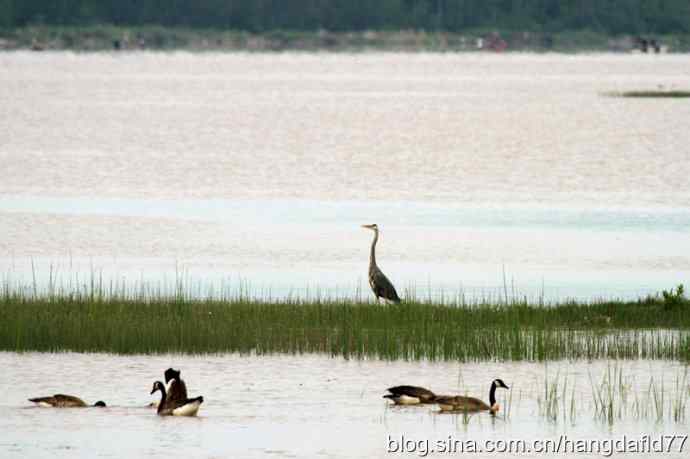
[434,379,509,413]
[29,394,106,408]
[383,385,436,405]
[148,368,189,408]
[150,381,203,416]
[164,367,188,402]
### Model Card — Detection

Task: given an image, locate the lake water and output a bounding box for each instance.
[2,51,690,457]
[1,352,688,458]
[1,52,690,301]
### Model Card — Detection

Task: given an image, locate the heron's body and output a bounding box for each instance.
[29,394,106,408]
[434,379,509,413]
[362,224,400,303]
[384,385,436,405]
[150,381,203,417]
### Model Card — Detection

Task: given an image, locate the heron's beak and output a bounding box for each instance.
[361,224,374,229]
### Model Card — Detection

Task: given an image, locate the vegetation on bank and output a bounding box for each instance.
[4,1,690,36]
[1,284,688,361]
[2,25,690,52]
[3,1,690,52]
[607,90,690,98]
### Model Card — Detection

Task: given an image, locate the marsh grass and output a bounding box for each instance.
[605,90,690,98]
[1,276,688,360]
[540,365,689,425]
[538,367,564,423]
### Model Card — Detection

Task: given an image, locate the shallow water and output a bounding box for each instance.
[1,352,688,458]
[1,52,690,300]
[2,52,689,458]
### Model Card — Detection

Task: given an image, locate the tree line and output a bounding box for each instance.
[1,0,689,35]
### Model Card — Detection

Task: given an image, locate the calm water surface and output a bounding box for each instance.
[2,53,690,458]
[1,52,690,300]
[1,352,688,458]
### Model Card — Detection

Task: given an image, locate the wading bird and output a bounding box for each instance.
[361,224,401,303]
[383,385,436,405]
[434,379,509,414]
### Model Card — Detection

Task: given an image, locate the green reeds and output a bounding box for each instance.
[605,90,690,98]
[589,365,689,424]
[623,90,690,98]
[538,367,571,423]
[540,365,689,425]
[0,280,688,360]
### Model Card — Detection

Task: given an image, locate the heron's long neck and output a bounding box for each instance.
[369,230,378,269]
[489,381,497,406]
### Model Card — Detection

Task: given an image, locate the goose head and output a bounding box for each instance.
[493,378,509,390]
[150,381,165,395]
[94,401,106,407]
[164,368,181,384]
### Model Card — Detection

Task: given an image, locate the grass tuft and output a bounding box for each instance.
[0,280,688,360]
[605,90,690,98]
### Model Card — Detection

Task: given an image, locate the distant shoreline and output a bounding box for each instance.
[1,25,687,53]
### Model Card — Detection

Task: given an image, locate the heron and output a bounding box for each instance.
[361,224,401,303]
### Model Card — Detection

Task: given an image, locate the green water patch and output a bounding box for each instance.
[1,285,688,360]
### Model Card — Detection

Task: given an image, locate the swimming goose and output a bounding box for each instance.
[29,394,106,408]
[434,379,509,413]
[148,368,189,408]
[164,367,188,402]
[150,381,203,417]
[383,385,436,405]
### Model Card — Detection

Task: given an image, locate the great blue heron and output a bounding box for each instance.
[361,224,401,303]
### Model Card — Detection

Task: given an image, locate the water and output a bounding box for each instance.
[1,52,690,301]
[2,52,690,458]
[0,352,688,458]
